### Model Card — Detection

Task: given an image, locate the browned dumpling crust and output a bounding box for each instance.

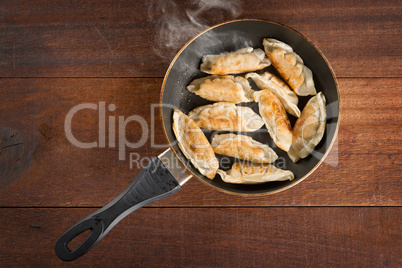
[246,72,301,117]
[217,162,294,184]
[288,92,326,163]
[263,38,317,96]
[200,47,271,75]
[188,102,264,132]
[172,109,219,179]
[186,75,254,103]
[211,133,278,163]
[254,89,293,151]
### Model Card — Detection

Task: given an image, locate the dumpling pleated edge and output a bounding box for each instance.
[172,109,219,179]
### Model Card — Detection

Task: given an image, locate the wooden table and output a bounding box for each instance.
[0,0,401,266]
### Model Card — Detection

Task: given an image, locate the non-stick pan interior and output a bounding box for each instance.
[161,19,339,195]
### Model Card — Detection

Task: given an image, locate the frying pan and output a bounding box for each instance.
[55,19,339,261]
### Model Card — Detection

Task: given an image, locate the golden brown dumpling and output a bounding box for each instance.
[217,162,294,184]
[172,109,219,179]
[288,92,326,163]
[263,38,316,96]
[186,75,254,103]
[211,133,278,163]
[254,89,293,151]
[200,47,271,75]
[246,71,301,117]
[188,102,264,132]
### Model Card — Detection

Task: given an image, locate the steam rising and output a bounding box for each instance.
[148,0,242,61]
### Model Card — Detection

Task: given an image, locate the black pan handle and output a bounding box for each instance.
[55,155,183,261]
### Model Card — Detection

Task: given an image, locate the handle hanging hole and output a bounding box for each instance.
[67,229,93,252]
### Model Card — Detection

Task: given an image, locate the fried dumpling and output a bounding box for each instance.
[186,75,254,103]
[173,109,219,179]
[246,72,301,117]
[217,162,294,184]
[211,133,278,163]
[288,92,326,163]
[200,47,271,75]
[263,38,316,96]
[188,102,264,132]
[254,89,292,151]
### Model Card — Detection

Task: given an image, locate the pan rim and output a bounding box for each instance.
[159,18,340,196]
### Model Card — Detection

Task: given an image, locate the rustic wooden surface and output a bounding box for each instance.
[0,78,400,207]
[0,208,401,267]
[1,0,401,78]
[0,0,401,266]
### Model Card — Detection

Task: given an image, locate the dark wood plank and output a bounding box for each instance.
[0,77,400,207]
[0,207,400,266]
[1,0,400,78]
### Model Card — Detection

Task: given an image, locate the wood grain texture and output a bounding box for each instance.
[1,0,401,78]
[0,207,400,267]
[0,78,400,207]
[1,1,400,266]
